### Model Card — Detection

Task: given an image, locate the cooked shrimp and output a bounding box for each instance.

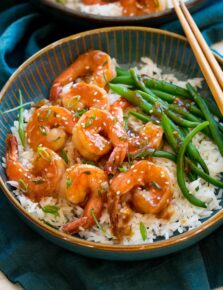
[110,98,163,153]
[50,50,116,101]
[26,106,76,151]
[61,164,108,234]
[108,160,172,239]
[72,108,128,173]
[120,0,159,16]
[58,82,109,111]
[128,122,163,153]
[5,135,66,201]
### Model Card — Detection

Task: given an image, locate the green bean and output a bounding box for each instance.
[130,68,157,97]
[161,113,178,151]
[109,84,153,113]
[169,105,201,122]
[116,67,130,77]
[133,148,177,162]
[187,84,223,157]
[144,78,190,98]
[129,111,151,123]
[150,89,176,103]
[166,110,200,128]
[188,161,223,188]
[137,89,202,128]
[177,121,209,208]
[165,119,204,178]
[181,127,209,174]
[204,97,222,120]
[110,75,134,86]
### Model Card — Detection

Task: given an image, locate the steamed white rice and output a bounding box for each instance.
[56,0,187,17]
[3,57,223,245]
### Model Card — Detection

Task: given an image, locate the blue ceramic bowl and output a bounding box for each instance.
[0,27,223,260]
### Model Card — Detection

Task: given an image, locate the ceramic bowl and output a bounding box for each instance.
[32,0,209,26]
[0,27,223,260]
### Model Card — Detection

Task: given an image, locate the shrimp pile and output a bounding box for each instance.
[5,50,173,241]
[82,0,160,16]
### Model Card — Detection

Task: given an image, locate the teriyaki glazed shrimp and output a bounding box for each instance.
[5,48,221,245]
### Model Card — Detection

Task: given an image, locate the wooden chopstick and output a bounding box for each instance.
[180,1,223,90]
[172,0,223,114]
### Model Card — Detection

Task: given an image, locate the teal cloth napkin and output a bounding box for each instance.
[0,1,223,290]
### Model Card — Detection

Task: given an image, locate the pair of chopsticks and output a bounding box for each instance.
[172,0,223,114]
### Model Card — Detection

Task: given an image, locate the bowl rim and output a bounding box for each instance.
[1,26,223,253]
[39,0,206,22]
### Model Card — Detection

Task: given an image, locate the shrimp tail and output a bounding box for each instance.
[50,83,62,103]
[105,144,128,174]
[6,134,18,163]
[62,194,103,234]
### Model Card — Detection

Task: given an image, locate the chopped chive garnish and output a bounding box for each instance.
[66,178,72,189]
[83,160,96,166]
[118,166,128,172]
[123,113,129,131]
[37,147,51,162]
[102,60,108,66]
[127,153,133,165]
[118,136,127,141]
[83,171,91,175]
[42,205,60,216]
[139,222,147,241]
[18,178,28,193]
[55,0,67,4]
[74,109,88,118]
[61,149,69,164]
[90,208,105,233]
[31,178,46,184]
[84,116,95,128]
[39,126,47,136]
[45,109,52,120]
[64,95,80,109]
[18,90,26,148]
[3,101,33,114]
[151,181,161,189]
[91,114,96,120]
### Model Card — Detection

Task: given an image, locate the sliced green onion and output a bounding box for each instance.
[139,222,147,241]
[64,95,81,110]
[39,126,47,136]
[151,181,161,189]
[18,178,28,193]
[31,178,46,184]
[61,149,69,164]
[84,115,95,128]
[74,109,88,118]
[3,101,33,114]
[37,147,51,162]
[66,178,72,189]
[83,171,91,175]
[55,0,67,4]
[90,208,105,234]
[118,166,128,172]
[83,160,96,166]
[18,90,26,148]
[42,205,60,216]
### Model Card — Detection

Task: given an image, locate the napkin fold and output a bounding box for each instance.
[0,1,223,290]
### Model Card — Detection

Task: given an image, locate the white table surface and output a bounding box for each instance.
[1,41,222,290]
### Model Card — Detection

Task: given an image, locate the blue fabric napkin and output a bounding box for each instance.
[0,1,223,290]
